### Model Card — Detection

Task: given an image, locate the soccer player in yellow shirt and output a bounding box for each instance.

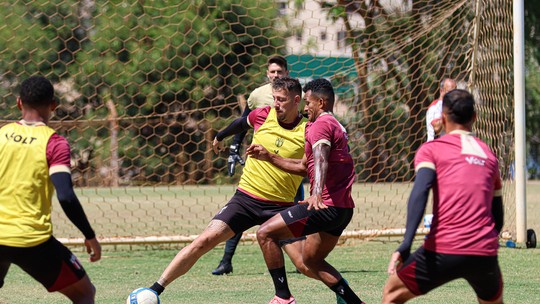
[147,77,311,303]
[0,76,101,303]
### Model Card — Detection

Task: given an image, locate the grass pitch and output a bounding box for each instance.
[1,241,539,303]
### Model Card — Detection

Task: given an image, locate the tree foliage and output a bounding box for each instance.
[525,0,540,176]
[0,0,284,185]
[312,0,472,181]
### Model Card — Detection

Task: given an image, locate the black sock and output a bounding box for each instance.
[149,282,165,296]
[222,233,242,264]
[330,278,363,304]
[269,267,291,299]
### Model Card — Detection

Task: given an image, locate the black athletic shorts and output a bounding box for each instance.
[280,203,353,237]
[397,246,503,301]
[0,236,87,292]
[213,190,294,234]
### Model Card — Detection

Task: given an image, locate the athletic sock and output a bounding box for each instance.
[269,267,291,299]
[330,278,363,304]
[222,233,241,264]
[149,282,165,295]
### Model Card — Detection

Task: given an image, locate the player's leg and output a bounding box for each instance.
[382,274,417,304]
[0,261,10,288]
[257,214,297,302]
[57,275,96,304]
[478,296,503,304]
[292,205,363,303]
[301,232,339,285]
[382,246,427,304]
[464,255,503,304]
[154,192,259,291]
[211,231,241,275]
[281,238,318,279]
[13,237,96,303]
[157,219,235,286]
[303,232,363,304]
[383,247,465,304]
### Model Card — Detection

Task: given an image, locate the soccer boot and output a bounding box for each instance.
[211,261,233,275]
[268,295,296,304]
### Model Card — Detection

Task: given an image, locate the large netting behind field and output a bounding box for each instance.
[0,0,516,245]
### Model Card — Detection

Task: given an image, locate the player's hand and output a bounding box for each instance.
[85,237,102,262]
[387,251,402,275]
[246,144,271,161]
[227,144,245,176]
[299,194,327,211]
[432,119,443,136]
[212,137,224,154]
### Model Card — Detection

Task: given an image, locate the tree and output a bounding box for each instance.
[313,0,472,181]
[1,0,285,185]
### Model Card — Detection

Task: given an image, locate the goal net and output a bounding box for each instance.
[0,0,516,245]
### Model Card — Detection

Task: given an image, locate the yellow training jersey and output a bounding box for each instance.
[0,122,56,247]
[247,83,274,110]
[238,108,307,203]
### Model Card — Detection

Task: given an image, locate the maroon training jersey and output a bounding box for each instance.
[416,130,502,256]
[305,113,355,208]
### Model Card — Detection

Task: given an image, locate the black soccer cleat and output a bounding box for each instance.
[212,261,233,275]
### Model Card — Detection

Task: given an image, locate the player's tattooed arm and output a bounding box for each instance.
[305,142,330,210]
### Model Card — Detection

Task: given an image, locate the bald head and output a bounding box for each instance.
[440,78,457,99]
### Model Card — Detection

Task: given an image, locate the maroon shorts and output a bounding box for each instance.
[397,246,503,301]
[0,236,87,292]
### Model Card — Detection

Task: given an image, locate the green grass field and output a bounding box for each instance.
[1,181,538,303]
[1,241,539,303]
[50,181,540,245]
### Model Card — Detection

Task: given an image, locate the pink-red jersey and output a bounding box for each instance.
[416,130,502,256]
[305,113,355,208]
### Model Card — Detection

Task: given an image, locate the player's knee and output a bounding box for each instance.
[191,235,216,253]
[256,226,272,243]
[382,278,414,304]
[61,277,96,304]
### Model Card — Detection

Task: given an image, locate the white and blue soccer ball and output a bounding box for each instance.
[126,288,160,304]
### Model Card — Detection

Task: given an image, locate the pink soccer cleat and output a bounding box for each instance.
[268,295,296,304]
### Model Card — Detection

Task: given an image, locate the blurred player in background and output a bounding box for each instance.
[247,78,365,304]
[383,89,504,304]
[0,76,101,303]
[212,55,306,276]
[148,77,315,299]
[426,78,457,141]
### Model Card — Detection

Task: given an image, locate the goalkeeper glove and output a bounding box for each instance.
[227,144,245,176]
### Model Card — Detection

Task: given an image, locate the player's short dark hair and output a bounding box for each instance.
[443,89,475,124]
[272,76,302,97]
[268,55,288,71]
[19,76,55,107]
[305,78,335,104]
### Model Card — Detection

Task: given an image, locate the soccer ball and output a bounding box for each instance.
[126,288,160,304]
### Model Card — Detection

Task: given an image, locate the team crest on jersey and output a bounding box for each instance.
[275,137,284,147]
